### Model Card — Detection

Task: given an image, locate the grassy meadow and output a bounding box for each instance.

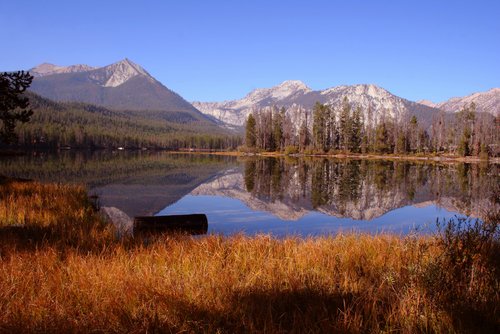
[0,178,498,333]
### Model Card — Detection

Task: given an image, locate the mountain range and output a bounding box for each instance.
[194,81,499,128]
[24,59,499,131]
[419,88,500,116]
[29,59,215,124]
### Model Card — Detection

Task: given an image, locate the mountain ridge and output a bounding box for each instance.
[28,59,216,125]
[194,81,499,128]
[428,87,499,116]
[31,63,97,77]
[25,59,499,128]
[193,82,442,128]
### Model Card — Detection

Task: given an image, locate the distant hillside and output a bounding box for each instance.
[10,92,240,150]
[29,59,216,124]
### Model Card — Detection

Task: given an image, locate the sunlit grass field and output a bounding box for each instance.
[0,178,498,333]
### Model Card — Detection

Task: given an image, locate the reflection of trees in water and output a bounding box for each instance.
[243,157,498,219]
[0,151,236,187]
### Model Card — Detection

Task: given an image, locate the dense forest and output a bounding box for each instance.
[7,92,242,150]
[244,97,499,157]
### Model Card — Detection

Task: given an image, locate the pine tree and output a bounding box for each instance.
[361,134,369,154]
[245,113,256,148]
[395,132,408,154]
[0,71,34,143]
[457,128,471,157]
[272,107,284,151]
[456,103,476,156]
[350,106,362,152]
[329,106,339,151]
[339,97,351,151]
[409,115,418,153]
[312,102,327,151]
[299,114,310,151]
[374,122,390,153]
[479,142,489,160]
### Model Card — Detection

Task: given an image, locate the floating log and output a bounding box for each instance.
[134,214,208,235]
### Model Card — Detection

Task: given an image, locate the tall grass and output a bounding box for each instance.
[0,179,498,333]
[0,178,114,253]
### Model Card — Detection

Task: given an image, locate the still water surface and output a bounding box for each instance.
[1,151,497,236]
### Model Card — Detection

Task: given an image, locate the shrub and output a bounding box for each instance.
[238,145,259,154]
[284,145,299,155]
[479,144,489,160]
[430,212,500,332]
[302,148,314,155]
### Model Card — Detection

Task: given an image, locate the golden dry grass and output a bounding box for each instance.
[0,179,498,333]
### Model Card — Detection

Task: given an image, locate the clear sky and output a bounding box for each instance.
[1,0,499,102]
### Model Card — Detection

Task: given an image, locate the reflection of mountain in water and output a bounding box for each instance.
[0,151,237,218]
[191,170,310,220]
[191,159,498,221]
[0,152,497,220]
[88,157,235,217]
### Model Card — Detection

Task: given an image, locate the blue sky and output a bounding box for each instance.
[1,0,499,102]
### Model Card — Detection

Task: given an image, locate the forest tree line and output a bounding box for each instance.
[244,97,499,157]
[5,93,242,151]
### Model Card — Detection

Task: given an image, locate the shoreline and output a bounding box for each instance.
[168,150,500,164]
[2,148,498,164]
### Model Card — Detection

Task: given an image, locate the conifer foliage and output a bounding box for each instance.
[0,71,34,143]
[243,98,498,157]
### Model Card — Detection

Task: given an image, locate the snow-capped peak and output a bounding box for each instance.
[278,80,310,91]
[89,58,155,87]
[246,80,311,102]
[418,99,436,108]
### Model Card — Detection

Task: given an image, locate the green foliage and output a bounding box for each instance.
[312,102,327,152]
[395,132,408,154]
[273,108,284,151]
[245,113,257,148]
[479,143,489,160]
[410,115,418,126]
[339,97,352,151]
[374,122,390,153]
[457,129,471,157]
[0,71,34,143]
[11,93,241,150]
[284,145,299,155]
[299,119,310,151]
[350,106,363,152]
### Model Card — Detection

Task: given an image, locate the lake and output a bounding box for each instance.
[1,151,497,236]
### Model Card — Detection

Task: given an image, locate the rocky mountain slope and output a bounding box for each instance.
[31,63,97,77]
[419,87,499,116]
[29,59,215,124]
[193,81,440,128]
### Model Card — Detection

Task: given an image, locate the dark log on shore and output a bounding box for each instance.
[134,214,208,235]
